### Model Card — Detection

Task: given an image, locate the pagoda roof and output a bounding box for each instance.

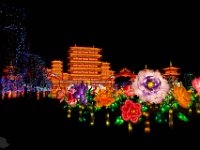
[163,66,180,70]
[51,60,63,63]
[114,68,136,79]
[69,46,102,51]
[162,61,180,70]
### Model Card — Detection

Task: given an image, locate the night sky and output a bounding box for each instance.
[3,1,200,74]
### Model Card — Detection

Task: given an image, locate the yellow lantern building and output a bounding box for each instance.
[67,46,102,82]
[48,45,115,95]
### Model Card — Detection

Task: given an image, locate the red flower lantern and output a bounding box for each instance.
[121,100,142,123]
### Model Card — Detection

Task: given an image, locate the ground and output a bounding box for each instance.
[0,96,200,149]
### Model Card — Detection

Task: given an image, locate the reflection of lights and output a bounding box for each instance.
[6,91,11,99]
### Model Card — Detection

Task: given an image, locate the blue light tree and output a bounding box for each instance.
[0,3,51,97]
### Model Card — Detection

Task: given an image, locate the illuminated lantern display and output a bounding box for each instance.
[51,60,63,77]
[47,61,199,134]
[67,46,102,82]
[132,69,170,104]
[192,77,200,96]
[3,1,200,135]
[67,45,114,84]
[48,60,63,98]
[114,68,136,81]
[101,62,115,80]
[121,100,142,132]
[113,68,136,91]
[48,45,115,98]
[173,84,192,109]
[192,77,200,114]
[162,61,180,81]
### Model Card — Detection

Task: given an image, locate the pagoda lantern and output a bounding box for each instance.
[162,61,180,80]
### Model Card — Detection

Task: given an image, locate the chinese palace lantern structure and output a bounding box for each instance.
[67,46,102,81]
[162,61,180,80]
[48,45,115,97]
[67,46,114,84]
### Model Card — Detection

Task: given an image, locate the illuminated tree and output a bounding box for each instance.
[0,3,51,94]
[25,53,51,91]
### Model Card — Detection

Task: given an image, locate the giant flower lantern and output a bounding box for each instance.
[56,88,66,102]
[66,87,77,107]
[121,100,142,123]
[192,77,200,96]
[132,69,170,104]
[93,88,115,108]
[73,82,88,106]
[173,84,191,109]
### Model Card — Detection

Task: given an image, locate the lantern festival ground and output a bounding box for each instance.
[0,96,200,149]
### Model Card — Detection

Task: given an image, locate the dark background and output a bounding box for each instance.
[3,0,199,74]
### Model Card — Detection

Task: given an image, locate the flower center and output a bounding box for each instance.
[147,81,154,89]
[143,76,161,91]
[131,110,135,114]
